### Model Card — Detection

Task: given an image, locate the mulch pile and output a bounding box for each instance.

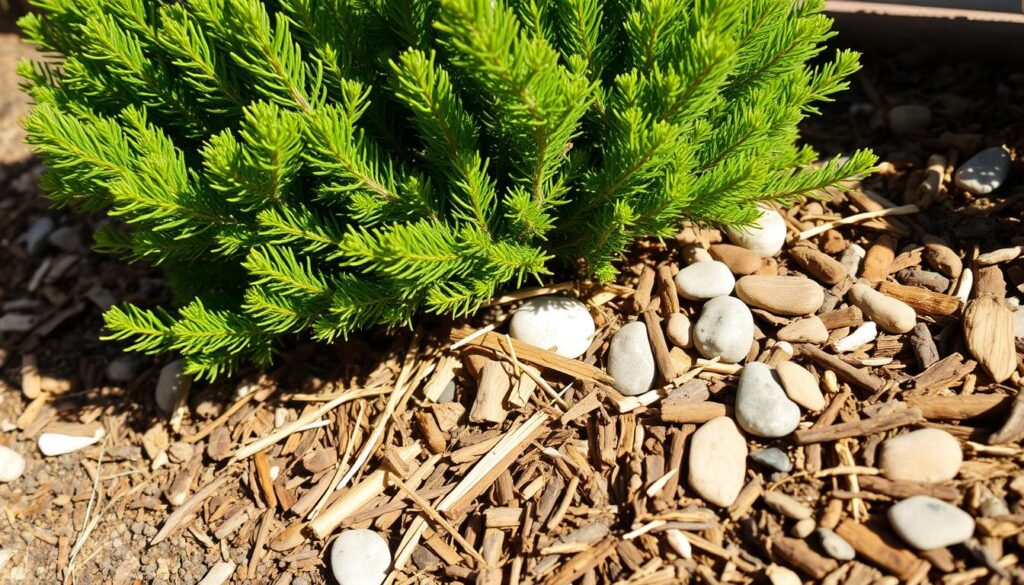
[1,41,1023,585]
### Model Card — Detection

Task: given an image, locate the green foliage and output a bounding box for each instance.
[20,0,875,379]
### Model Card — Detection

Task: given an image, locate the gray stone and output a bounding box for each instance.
[106,355,143,384]
[47,226,84,253]
[0,445,25,483]
[816,528,855,561]
[673,261,735,300]
[607,321,656,396]
[751,447,792,473]
[693,295,754,364]
[25,217,55,255]
[735,362,800,438]
[955,146,1010,195]
[437,380,457,403]
[155,360,193,414]
[887,104,931,137]
[509,295,595,358]
[888,496,975,550]
[330,529,391,585]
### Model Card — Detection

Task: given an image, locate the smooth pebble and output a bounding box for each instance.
[330,529,392,585]
[25,217,55,255]
[665,529,692,559]
[776,316,829,344]
[106,355,142,384]
[847,284,916,334]
[816,528,855,561]
[607,321,656,396]
[735,362,800,438]
[665,313,693,349]
[766,565,802,585]
[887,104,931,136]
[725,205,787,257]
[776,361,826,411]
[673,261,735,300]
[0,445,26,482]
[155,360,193,414]
[509,296,595,358]
[751,447,792,473]
[38,429,104,456]
[688,417,747,507]
[879,428,962,483]
[735,275,824,316]
[693,296,754,364]
[955,146,1010,195]
[888,496,975,550]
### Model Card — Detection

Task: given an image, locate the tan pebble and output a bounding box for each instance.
[763,490,813,520]
[975,246,1022,266]
[847,283,916,334]
[791,518,817,539]
[688,417,747,507]
[879,428,962,483]
[923,235,963,278]
[766,564,803,585]
[861,235,897,283]
[708,244,762,275]
[776,316,829,343]
[735,275,824,316]
[665,313,693,349]
[789,246,848,285]
[973,265,1006,298]
[776,361,826,411]
[669,346,692,374]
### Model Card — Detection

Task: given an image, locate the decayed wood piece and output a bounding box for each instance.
[643,310,677,382]
[908,353,975,394]
[797,205,918,240]
[797,344,884,394]
[817,305,863,330]
[469,360,510,424]
[771,536,838,579]
[916,154,945,208]
[794,407,923,445]
[423,355,459,402]
[656,265,680,315]
[835,520,926,581]
[878,281,959,316]
[540,538,617,585]
[908,323,939,370]
[450,327,614,384]
[861,235,897,283]
[856,476,960,502]
[962,297,1017,383]
[988,394,1024,445]
[906,394,1012,420]
[152,475,234,545]
[661,400,727,424]
[632,266,656,313]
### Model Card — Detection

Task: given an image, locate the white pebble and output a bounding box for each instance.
[888,496,975,550]
[693,296,754,364]
[673,261,735,300]
[509,296,595,358]
[725,205,787,257]
[0,446,26,482]
[833,321,878,353]
[766,564,802,585]
[879,428,962,483]
[840,244,866,278]
[607,321,656,396]
[38,429,104,456]
[816,528,855,561]
[734,362,800,438]
[155,360,192,414]
[665,529,692,559]
[330,529,392,585]
[955,268,973,304]
[955,146,1010,195]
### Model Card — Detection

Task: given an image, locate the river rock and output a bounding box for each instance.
[735,275,824,316]
[674,261,735,300]
[688,417,747,507]
[887,104,931,137]
[0,446,25,482]
[789,246,848,285]
[816,528,855,561]
[847,283,916,334]
[725,205,787,257]
[775,361,825,411]
[879,428,962,483]
[106,355,142,383]
[509,296,596,358]
[709,244,762,275]
[776,316,828,344]
[25,217,55,255]
[750,447,792,473]
[155,360,193,414]
[665,313,693,348]
[330,529,391,585]
[693,296,754,364]
[955,146,1010,195]
[888,496,975,550]
[607,321,656,396]
[735,362,800,438]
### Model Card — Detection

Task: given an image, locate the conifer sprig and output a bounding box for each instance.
[20,0,875,379]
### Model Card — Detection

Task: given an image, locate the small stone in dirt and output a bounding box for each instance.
[847,283,916,334]
[47,226,83,253]
[735,362,800,438]
[155,360,192,414]
[776,316,828,344]
[766,564,802,585]
[38,430,104,456]
[106,355,142,384]
[833,321,878,353]
[816,528,855,561]
[792,517,816,539]
[25,217,55,255]
[887,104,931,137]
[735,275,824,316]
[897,268,950,292]
[879,428,962,483]
[673,260,735,300]
[789,246,848,285]
[607,321,656,396]
[955,146,1010,195]
[665,529,692,559]
[776,361,825,411]
[888,496,975,550]
[437,379,457,403]
[708,244,762,275]
[196,561,235,585]
[330,529,391,585]
[665,313,693,349]
[922,236,963,278]
[693,296,754,364]
[725,205,787,257]
[688,416,747,507]
[751,447,792,473]
[839,244,866,279]
[0,313,38,333]
[509,295,595,359]
[0,445,26,482]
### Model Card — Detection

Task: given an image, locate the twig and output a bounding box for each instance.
[798,204,919,240]
[389,475,486,565]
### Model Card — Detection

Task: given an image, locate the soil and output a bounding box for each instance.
[0,22,1023,585]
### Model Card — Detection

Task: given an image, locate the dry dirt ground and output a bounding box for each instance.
[0,22,1023,585]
